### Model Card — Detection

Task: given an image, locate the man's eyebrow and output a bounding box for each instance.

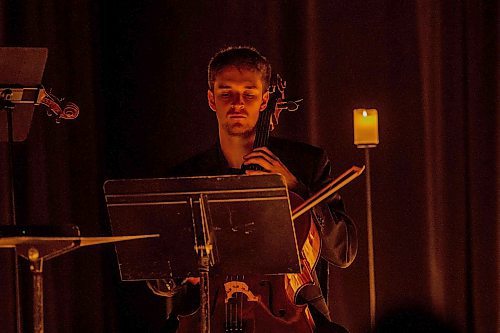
[216,83,259,89]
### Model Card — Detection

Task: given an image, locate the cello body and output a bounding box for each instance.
[177,274,314,333]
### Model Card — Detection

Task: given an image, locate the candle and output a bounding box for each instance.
[353,108,379,146]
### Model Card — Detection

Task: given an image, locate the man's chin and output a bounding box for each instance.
[224,124,255,137]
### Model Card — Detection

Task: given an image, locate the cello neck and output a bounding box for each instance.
[242,83,281,172]
[253,89,279,148]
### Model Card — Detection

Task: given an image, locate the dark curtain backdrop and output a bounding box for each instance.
[0,1,496,333]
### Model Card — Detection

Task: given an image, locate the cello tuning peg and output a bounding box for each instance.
[288,99,303,112]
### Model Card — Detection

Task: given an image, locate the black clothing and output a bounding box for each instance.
[165,136,357,331]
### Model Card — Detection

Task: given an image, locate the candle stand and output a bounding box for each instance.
[353,108,379,330]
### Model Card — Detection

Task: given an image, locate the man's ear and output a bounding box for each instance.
[259,90,270,112]
[207,90,216,112]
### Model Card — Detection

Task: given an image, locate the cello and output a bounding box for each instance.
[176,75,322,333]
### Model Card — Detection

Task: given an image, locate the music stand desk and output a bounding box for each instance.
[104,174,302,280]
[0,47,48,142]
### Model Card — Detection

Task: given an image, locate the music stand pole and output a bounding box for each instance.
[198,257,210,333]
[0,90,22,333]
[0,92,18,226]
[27,248,44,333]
[195,194,214,333]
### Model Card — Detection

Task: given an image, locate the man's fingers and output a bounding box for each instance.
[243,156,274,171]
[252,147,279,160]
[245,170,267,175]
[244,147,279,162]
[243,151,274,166]
[184,277,200,285]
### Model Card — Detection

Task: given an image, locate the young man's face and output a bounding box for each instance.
[208,65,269,137]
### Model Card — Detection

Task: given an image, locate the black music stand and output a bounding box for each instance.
[0,225,159,333]
[0,47,48,142]
[104,174,302,333]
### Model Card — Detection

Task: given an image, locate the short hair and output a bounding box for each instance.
[207,46,272,91]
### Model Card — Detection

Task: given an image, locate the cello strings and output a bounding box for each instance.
[235,274,239,331]
[225,275,230,332]
[227,86,278,330]
[225,292,228,332]
[240,277,243,331]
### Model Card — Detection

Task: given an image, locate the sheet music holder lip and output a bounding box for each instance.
[0,225,159,250]
[0,234,160,248]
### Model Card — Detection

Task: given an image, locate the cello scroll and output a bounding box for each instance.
[268,75,303,131]
[38,87,80,123]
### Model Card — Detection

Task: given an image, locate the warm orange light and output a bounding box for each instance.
[354,108,379,146]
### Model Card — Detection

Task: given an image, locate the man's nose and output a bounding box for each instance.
[231,93,245,107]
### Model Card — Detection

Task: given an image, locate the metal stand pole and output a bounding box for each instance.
[364,147,376,330]
[2,92,23,333]
[198,257,210,333]
[196,194,213,333]
[28,247,44,333]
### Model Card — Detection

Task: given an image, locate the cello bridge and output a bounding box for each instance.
[224,281,260,303]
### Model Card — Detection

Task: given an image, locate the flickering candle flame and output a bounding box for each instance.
[354,108,379,146]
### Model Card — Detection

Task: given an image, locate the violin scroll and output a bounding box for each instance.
[60,102,80,119]
[39,88,80,123]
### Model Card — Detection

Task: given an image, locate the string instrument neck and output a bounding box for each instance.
[243,84,281,172]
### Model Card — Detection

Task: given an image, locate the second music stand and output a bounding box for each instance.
[0,225,159,333]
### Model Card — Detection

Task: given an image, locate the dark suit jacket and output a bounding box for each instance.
[168,136,358,322]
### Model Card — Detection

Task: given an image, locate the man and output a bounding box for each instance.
[160,46,357,332]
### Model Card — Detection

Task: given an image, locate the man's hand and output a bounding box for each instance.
[183,277,200,285]
[243,147,299,190]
